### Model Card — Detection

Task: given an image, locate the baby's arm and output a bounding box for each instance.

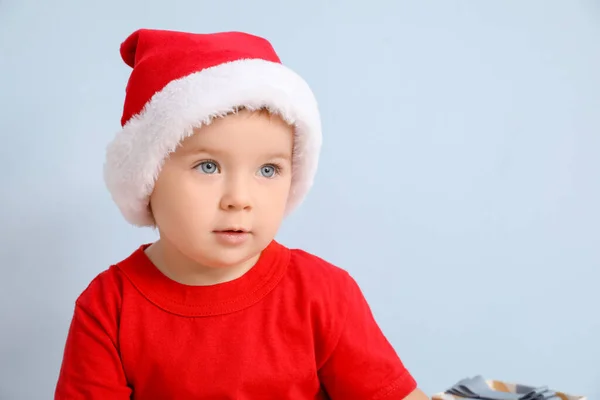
[318,273,428,400]
[54,275,132,399]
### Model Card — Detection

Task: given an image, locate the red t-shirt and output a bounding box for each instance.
[55,240,417,399]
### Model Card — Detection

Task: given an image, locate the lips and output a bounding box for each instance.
[213,228,251,246]
[214,228,249,233]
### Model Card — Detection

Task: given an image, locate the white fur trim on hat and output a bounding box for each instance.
[104,58,322,226]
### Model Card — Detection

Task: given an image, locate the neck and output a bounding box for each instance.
[144,239,259,286]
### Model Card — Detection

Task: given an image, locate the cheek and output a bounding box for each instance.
[256,179,291,216]
[152,175,216,226]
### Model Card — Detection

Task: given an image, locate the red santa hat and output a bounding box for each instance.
[104,28,322,226]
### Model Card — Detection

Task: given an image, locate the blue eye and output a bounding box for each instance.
[196,161,219,174]
[259,164,278,178]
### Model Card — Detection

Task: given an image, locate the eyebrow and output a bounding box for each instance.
[180,146,223,156]
[265,152,292,161]
[182,147,292,161]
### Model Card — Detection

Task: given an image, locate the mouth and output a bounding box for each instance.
[212,228,252,245]
[214,228,250,234]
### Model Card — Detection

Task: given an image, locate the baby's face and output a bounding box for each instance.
[149,109,293,269]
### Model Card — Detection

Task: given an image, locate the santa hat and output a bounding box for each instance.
[104,28,322,226]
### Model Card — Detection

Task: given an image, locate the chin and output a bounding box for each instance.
[198,245,261,269]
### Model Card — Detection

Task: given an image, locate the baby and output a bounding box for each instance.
[54,28,428,400]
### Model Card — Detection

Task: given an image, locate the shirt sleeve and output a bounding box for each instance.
[55,276,132,399]
[318,273,417,400]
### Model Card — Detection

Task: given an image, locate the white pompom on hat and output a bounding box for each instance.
[104,28,322,226]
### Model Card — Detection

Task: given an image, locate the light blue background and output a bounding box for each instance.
[1,0,598,399]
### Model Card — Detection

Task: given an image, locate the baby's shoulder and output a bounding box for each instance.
[285,247,356,297]
[76,245,148,308]
[289,246,348,274]
[75,264,126,310]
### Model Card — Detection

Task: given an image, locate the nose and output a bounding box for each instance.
[219,175,252,211]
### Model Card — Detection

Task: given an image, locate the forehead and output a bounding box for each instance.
[179,110,294,155]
